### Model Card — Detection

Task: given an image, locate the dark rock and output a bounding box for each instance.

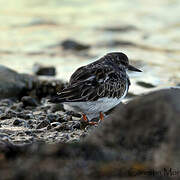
[33,63,56,76]
[136,81,156,88]
[61,39,90,51]
[53,122,71,131]
[0,99,14,107]
[0,113,11,120]
[0,65,37,99]
[50,103,65,112]
[36,120,50,129]
[13,119,23,126]
[72,122,81,129]
[66,111,81,118]
[0,88,180,179]
[21,96,38,107]
[88,88,180,168]
[10,102,23,111]
[102,25,137,32]
[46,114,58,123]
[16,112,33,120]
[36,77,65,98]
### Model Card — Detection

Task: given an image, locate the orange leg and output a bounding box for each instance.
[82,114,88,122]
[100,112,104,121]
[82,114,97,125]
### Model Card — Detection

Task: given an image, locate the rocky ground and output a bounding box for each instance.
[0,65,97,145]
[0,65,180,179]
[0,83,180,179]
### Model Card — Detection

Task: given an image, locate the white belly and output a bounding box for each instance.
[64,83,128,120]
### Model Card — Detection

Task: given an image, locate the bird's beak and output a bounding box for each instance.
[128,64,142,72]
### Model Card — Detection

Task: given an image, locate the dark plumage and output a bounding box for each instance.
[50,52,141,121]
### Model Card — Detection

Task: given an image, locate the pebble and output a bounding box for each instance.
[21,96,38,107]
[61,39,90,51]
[50,103,65,112]
[46,114,58,123]
[33,63,56,76]
[36,120,50,129]
[13,119,23,126]
[136,81,156,88]
[66,111,81,118]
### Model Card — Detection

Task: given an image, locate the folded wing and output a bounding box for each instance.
[50,64,128,103]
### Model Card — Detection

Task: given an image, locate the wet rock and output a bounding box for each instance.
[21,96,38,107]
[53,122,71,131]
[10,102,23,111]
[0,113,11,120]
[66,111,81,118]
[46,114,58,123]
[33,63,56,76]
[36,77,65,98]
[136,81,156,88]
[88,88,180,168]
[0,65,36,99]
[36,120,50,129]
[49,103,65,112]
[16,112,33,120]
[61,39,90,51]
[0,99,14,107]
[13,119,23,126]
[102,25,137,32]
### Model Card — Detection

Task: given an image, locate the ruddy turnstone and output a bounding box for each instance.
[50,52,141,124]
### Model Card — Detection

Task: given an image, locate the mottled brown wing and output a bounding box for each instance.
[50,65,128,102]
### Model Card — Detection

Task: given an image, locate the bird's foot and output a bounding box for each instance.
[99,112,104,121]
[81,114,98,126]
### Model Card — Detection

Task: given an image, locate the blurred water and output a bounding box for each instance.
[0,0,180,94]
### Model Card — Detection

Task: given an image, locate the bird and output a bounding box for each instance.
[49,52,141,124]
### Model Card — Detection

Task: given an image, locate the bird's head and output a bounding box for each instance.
[106,52,142,72]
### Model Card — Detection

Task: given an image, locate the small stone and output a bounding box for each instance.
[47,125,52,130]
[16,112,33,119]
[50,103,65,112]
[61,39,90,51]
[102,25,137,32]
[0,99,14,107]
[13,119,23,126]
[46,114,58,123]
[72,122,81,129]
[25,131,32,135]
[51,122,61,127]
[53,122,71,131]
[21,96,38,107]
[36,120,50,129]
[136,81,156,88]
[33,63,56,76]
[10,102,23,111]
[0,113,10,120]
[66,111,81,118]
[63,114,72,122]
